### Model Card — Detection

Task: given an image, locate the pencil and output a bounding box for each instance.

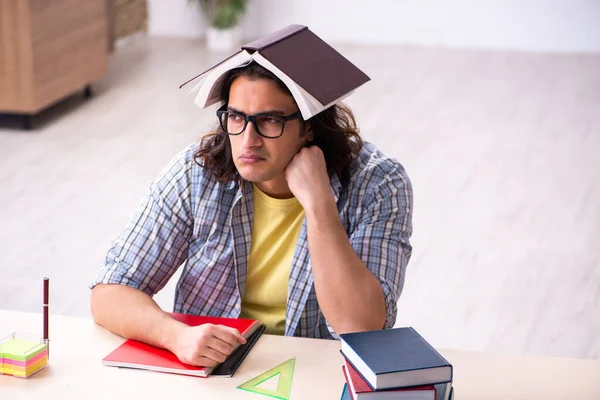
[43,277,49,359]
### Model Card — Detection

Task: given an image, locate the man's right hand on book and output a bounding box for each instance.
[171,323,247,367]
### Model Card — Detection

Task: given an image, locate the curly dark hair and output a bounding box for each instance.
[193,62,363,184]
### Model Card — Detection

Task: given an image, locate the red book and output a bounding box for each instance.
[343,360,440,400]
[102,313,262,378]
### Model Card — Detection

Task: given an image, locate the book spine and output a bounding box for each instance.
[340,350,376,391]
[242,25,307,51]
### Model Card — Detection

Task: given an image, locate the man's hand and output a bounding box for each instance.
[285,146,333,211]
[170,323,247,367]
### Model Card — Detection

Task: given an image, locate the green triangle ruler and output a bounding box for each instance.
[237,357,296,400]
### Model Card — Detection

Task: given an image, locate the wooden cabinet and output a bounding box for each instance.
[0,0,109,127]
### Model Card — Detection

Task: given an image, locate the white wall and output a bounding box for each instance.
[148,0,600,53]
[148,0,207,37]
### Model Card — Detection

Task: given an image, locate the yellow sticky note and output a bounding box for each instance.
[0,338,46,360]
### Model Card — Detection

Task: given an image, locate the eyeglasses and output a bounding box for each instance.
[216,104,302,138]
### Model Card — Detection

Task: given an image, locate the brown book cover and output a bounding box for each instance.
[180,24,370,119]
[242,24,307,52]
[243,25,370,106]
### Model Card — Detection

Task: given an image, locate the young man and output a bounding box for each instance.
[91,33,412,369]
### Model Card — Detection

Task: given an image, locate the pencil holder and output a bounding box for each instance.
[0,332,48,378]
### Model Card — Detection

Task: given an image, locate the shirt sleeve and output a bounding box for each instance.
[90,146,195,297]
[326,163,413,337]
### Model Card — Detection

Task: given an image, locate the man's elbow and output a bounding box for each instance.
[334,313,387,335]
[90,286,100,324]
[90,284,110,326]
[364,313,387,332]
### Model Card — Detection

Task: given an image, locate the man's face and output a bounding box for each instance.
[227,76,309,193]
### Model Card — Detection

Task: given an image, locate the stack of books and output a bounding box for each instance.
[339,327,454,400]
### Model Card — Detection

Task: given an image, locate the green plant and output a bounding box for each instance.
[189,0,247,30]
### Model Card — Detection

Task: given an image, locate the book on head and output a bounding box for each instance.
[102,313,264,378]
[340,327,453,391]
[180,24,371,120]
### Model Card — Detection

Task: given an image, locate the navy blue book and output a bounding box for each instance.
[339,327,453,390]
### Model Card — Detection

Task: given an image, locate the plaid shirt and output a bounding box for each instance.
[92,142,413,339]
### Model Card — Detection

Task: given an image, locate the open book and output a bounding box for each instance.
[102,313,265,378]
[180,24,370,120]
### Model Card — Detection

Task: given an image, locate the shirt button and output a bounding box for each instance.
[115,257,121,262]
[235,303,241,310]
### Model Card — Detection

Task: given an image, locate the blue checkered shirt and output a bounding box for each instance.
[92,142,413,339]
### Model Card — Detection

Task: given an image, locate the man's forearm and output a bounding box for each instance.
[90,284,186,351]
[305,198,387,335]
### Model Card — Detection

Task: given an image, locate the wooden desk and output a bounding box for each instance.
[1,310,599,399]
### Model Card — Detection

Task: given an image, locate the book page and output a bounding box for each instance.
[193,50,253,109]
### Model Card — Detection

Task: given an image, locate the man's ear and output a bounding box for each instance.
[305,122,314,142]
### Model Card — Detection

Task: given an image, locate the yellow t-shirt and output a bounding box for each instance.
[239,184,305,335]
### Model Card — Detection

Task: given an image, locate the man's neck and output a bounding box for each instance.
[254,177,294,199]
